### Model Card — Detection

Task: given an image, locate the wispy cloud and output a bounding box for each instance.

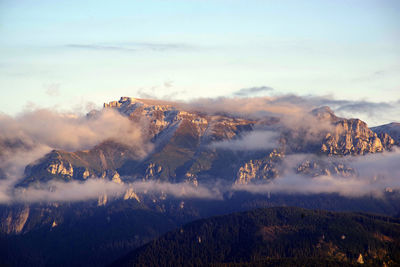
[11,180,222,203]
[233,149,400,198]
[2,149,400,203]
[189,94,399,126]
[0,108,152,153]
[164,80,174,88]
[7,149,400,203]
[44,83,61,97]
[233,86,274,96]
[65,44,137,52]
[211,130,279,151]
[0,108,154,203]
[65,42,196,52]
[125,42,194,51]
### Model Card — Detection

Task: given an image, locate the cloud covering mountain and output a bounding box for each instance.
[0,95,398,204]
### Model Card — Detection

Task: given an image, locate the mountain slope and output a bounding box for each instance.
[372,122,400,145]
[0,200,179,267]
[113,207,400,267]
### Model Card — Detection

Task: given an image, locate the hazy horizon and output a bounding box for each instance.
[0,0,399,126]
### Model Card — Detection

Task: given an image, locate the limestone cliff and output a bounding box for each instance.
[371,122,400,145]
[296,160,355,177]
[311,107,395,155]
[235,150,283,184]
[1,206,29,234]
[321,118,394,155]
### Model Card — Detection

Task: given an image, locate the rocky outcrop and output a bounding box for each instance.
[47,160,74,177]
[371,122,400,145]
[235,150,283,184]
[184,172,199,187]
[144,163,163,180]
[309,107,395,155]
[97,194,108,206]
[296,160,355,177]
[103,97,254,143]
[19,141,141,186]
[321,119,394,155]
[123,188,140,202]
[1,206,30,234]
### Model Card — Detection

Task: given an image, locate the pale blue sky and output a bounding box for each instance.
[0,0,399,117]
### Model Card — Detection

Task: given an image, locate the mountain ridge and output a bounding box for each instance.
[16,97,397,188]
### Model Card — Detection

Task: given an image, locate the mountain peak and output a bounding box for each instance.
[103,96,140,108]
[103,96,178,111]
[311,106,338,121]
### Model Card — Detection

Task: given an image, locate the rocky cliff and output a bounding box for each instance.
[371,122,400,145]
[311,107,394,155]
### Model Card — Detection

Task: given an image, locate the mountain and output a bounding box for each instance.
[112,207,400,267]
[17,98,396,187]
[19,97,257,186]
[1,97,400,266]
[371,122,400,145]
[2,193,400,266]
[0,200,179,266]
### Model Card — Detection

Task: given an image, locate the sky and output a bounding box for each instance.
[0,0,399,122]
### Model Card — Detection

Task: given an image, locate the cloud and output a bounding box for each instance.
[0,94,399,204]
[44,83,61,97]
[270,94,400,126]
[11,180,221,203]
[164,80,174,88]
[0,108,154,202]
[233,86,274,96]
[177,94,399,127]
[177,96,336,149]
[0,145,52,203]
[127,180,221,200]
[2,150,400,203]
[66,44,136,52]
[233,149,400,198]
[128,42,194,51]
[65,42,195,53]
[180,96,304,118]
[0,108,152,153]
[212,130,279,151]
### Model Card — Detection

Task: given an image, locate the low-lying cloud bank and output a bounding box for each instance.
[234,149,400,198]
[0,108,151,152]
[10,180,222,203]
[211,130,279,151]
[232,174,399,198]
[0,149,398,203]
[0,107,153,203]
[180,94,399,126]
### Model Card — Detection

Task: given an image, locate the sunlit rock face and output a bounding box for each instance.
[235,150,282,185]
[310,107,395,155]
[123,188,140,202]
[97,194,107,206]
[371,122,400,145]
[296,160,355,177]
[1,206,29,234]
[103,96,255,143]
[47,159,74,177]
[321,119,394,155]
